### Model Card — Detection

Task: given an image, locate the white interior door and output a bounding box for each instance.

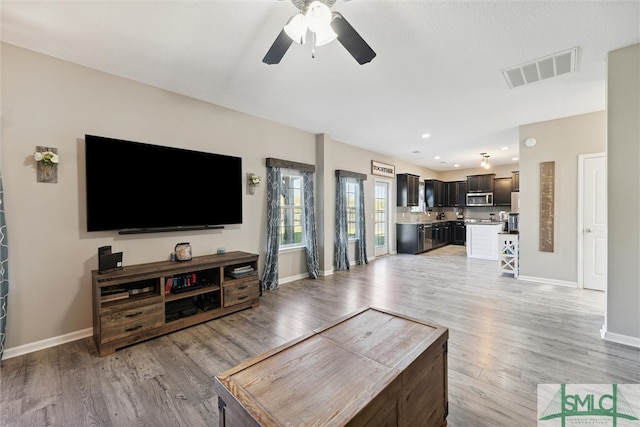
[581,154,607,291]
[374,180,390,257]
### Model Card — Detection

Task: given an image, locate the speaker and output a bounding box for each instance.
[99,246,123,274]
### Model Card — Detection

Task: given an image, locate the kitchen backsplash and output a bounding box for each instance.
[396,206,511,223]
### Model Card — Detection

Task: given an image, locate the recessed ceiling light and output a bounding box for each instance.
[512,157,519,161]
[422,133,430,139]
[454,164,460,168]
[434,156,440,160]
[501,146,509,150]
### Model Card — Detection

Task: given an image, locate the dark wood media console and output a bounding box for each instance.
[92,251,259,356]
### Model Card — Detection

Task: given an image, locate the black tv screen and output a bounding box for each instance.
[85,134,242,233]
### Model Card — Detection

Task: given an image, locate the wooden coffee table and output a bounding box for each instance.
[214,306,449,426]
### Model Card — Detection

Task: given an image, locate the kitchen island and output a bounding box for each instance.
[466,222,503,260]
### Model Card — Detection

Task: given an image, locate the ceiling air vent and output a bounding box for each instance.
[502,47,578,89]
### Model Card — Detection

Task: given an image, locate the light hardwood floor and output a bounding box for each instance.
[1,245,639,426]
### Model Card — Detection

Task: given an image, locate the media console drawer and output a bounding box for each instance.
[100,301,164,329]
[100,312,164,344]
[223,278,259,307]
[215,306,449,427]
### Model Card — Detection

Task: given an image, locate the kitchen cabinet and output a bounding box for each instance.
[397,223,431,254]
[452,221,466,245]
[445,181,467,207]
[512,171,520,192]
[431,222,450,249]
[425,179,444,208]
[397,173,420,206]
[443,222,451,245]
[399,221,463,253]
[467,173,495,193]
[493,177,513,206]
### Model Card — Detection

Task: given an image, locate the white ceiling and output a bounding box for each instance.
[2,0,639,171]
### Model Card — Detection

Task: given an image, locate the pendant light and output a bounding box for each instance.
[480,153,491,169]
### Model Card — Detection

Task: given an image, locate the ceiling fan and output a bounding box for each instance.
[263,0,376,65]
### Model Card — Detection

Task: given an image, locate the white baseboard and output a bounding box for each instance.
[320,269,333,277]
[600,326,640,349]
[3,327,93,360]
[279,272,311,285]
[517,275,578,288]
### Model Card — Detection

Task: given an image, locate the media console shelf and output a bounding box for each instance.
[92,251,259,356]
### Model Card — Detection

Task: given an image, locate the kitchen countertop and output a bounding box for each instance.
[397,220,459,225]
[465,220,504,225]
[397,219,502,225]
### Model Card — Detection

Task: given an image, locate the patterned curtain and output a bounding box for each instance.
[302,172,319,279]
[356,178,368,265]
[261,167,281,290]
[0,176,8,360]
[335,176,350,270]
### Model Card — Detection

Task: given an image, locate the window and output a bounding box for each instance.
[346,178,359,239]
[280,170,305,248]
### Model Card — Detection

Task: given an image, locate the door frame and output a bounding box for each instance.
[374,178,393,257]
[577,152,606,289]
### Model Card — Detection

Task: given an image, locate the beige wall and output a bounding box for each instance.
[518,111,606,284]
[605,43,640,342]
[1,43,320,349]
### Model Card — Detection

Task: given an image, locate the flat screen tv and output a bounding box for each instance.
[85,134,242,233]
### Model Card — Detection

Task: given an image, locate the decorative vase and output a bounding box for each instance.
[38,163,57,183]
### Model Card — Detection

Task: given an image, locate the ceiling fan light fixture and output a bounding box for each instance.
[313,24,337,46]
[284,14,307,44]
[306,1,332,32]
[263,0,376,65]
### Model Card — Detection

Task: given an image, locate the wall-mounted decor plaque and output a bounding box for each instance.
[371,160,395,178]
[539,161,555,252]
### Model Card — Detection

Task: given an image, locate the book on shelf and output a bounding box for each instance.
[129,286,155,296]
[102,285,127,294]
[101,292,130,302]
[231,265,254,273]
[226,265,256,278]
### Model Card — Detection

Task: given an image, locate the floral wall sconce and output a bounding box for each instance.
[34,146,59,183]
[247,173,261,195]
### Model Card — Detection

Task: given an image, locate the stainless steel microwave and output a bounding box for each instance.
[466,192,493,206]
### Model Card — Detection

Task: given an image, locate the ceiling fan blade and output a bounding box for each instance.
[331,12,376,65]
[263,29,294,65]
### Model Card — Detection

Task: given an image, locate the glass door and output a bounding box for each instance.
[374,180,390,257]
